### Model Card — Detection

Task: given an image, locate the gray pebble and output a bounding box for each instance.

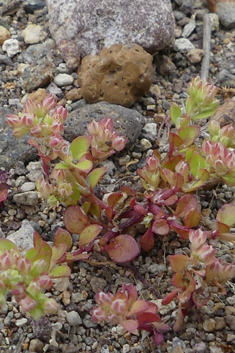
[173,38,195,53]
[66,311,82,326]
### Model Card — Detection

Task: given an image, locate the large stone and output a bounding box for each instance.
[0,102,144,170]
[47,0,175,69]
[207,0,235,29]
[79,43,154,107]
[63,101,144,146]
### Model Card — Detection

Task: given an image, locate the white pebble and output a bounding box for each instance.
[16,318,28,327]
[2,39,21,57]
[53,73,74,86]
[140,138,152,151]
[20,182,36,192]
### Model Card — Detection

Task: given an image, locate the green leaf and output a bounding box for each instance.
[74,159,93,173]
[178,125,200,147]
[50,265,71,278]
[186,96,193,116]
[55,162,69,169]
[79,224,102,248]
[189,153,207,178]
[170,103,181,127]
[69,136,90,160]
[0,239,18,252]
[88,167,106,188]
[192,109,217,120]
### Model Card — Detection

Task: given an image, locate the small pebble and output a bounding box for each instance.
[66,311,82,326]
[2,38,21,57]
[203,318,216,332]
[140,138,152,151]
[53,73,74,86]
[16,318,28,327]
[173,38,195,53]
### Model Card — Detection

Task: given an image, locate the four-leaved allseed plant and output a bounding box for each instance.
[4,76,235,345]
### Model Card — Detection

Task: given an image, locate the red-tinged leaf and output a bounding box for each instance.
[69,135,90,160]
[162,289,178,305]
[184,209,201,228]
[75,159,93,173]
[120,186,136,196]
[49,264,71,278]
[0,189,8,203]
[152,219,169,236]
[54,227,72,251]
[66,252,89,263]
[165,194,178,206]
[162,155,182,171]
[169,132,183,154]
[216,204,235,227]
[216,221,230,235]
[197,168,210,181]
[105,207,113,221]
[105,234,140,263]
[134,204,148,215]
[160,168,174,185]
[173,308,185,332]
[174,194,198,218]
[88,167,106,188]
[178,125,200,147]
[169,254,188,272]
[137,312,161,326]
[79,224,102,248]
[169,221,190,239]
[107,193,123,208]
[172,272,186,289]
[64,205,89,234]
[32,231,52,260]
[153,330,164,346]
[140,227,155,252]
[120,319,138,333]
[128,300,149,316]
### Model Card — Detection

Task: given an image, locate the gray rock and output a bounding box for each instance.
[13,191,38,205]
[7,219,34,253]
[64,101,144,146]
[173,38,195,53]
[0,54,14,65]
[20,182,36,192]
[18,38,55,64]
[216,2,235,29]
[47,0,175,69]
[0,102,143,170]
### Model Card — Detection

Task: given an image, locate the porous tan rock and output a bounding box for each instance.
[78,44,154,107]
[187,48,204,64]
[0,26,10,45]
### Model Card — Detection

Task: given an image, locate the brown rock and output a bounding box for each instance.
[65,87,82,101]
[187,48,204,64]
[0,26,10,45]
[78,43,154,108]
[210,98,235,127]
[25,88,48,104]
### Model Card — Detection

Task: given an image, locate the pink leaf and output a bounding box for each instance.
[63,205,89,234]
[120,319,139,333]
[105,235,140,263]
[140,227,155,252]
[128,300,149,316]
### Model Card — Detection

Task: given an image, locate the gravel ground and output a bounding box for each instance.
[0,0,235,352]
